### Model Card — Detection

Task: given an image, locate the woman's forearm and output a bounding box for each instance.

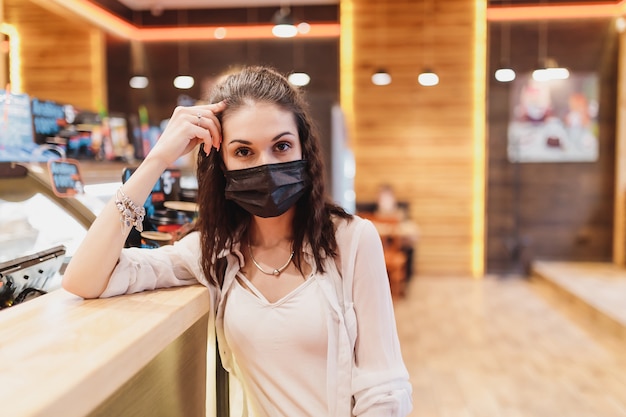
[62,157,168,299]
[62,102,224,299]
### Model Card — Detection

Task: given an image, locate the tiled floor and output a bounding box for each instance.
[394,276,626,417]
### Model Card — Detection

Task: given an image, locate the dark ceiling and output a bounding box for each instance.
[88,0,616,27]
[88,0,338,27]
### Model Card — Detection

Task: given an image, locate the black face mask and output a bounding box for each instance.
[224,160,309,218]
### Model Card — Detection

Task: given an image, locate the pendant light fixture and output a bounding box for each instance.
[129,74,149,89]
[129,40,149,88]
[371,70,392,86]
[371,0,391,86]
[418,0,438,87]
[288,36,310,87]
[494,0,516,83]
[288,72,310,87]
[532,3,569,82]
[129,12,149,89]
[418,70,439,87]
[272,4,297,38]
[173,10,194,90]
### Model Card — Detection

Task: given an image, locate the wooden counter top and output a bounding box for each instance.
[0,285,211,417]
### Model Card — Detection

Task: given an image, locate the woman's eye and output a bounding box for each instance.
[234,147,251,157]
[275,142,292,152]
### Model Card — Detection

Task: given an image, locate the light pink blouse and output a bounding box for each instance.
[224,274,328,416]
[101,215,413,416]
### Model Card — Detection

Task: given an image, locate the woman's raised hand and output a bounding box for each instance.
[146,101,227,167]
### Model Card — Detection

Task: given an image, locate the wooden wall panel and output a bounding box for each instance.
[3,0,106,111]
[614,33,626,266]
[487,20,617,275]
[341,0,481,276]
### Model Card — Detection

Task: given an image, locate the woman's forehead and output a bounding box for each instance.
[223,103,297,132]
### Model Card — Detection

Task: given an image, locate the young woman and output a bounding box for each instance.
[63,66,412,416]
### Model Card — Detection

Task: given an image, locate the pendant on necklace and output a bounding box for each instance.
[248,241,294,277]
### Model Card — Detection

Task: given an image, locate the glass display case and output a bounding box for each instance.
[0,162,97,307]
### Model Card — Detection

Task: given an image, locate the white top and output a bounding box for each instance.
[101,215,412,417]
[225,274,328,416]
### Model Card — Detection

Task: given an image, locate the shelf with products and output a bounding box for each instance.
[0,159,199,309]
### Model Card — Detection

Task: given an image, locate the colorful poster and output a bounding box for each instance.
[0,90,35,161]
[507,73,599,163]
[31,98,65,144]
[48,159,84,197]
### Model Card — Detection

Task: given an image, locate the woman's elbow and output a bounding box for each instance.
[61,267,106,299]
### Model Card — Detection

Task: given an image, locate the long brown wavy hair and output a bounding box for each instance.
[196,66,351,287]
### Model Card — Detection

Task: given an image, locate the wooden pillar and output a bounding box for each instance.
[0,0,6,89]
[613,31,626,266]
[3,0,106,111]
[340,0,486,276]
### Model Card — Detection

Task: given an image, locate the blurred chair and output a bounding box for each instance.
[358,212,409,297]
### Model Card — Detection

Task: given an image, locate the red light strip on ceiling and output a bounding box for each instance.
[36,0,136,38]
[487,1,624,21]
[46,0,626,39]
[137,23,340,42]
[44,0,339,41]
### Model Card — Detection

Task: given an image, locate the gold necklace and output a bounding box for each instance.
[248,242,294,276]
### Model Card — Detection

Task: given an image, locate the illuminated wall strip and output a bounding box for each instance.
[339,0,355,146]
[0,23,21,93]
[487,2,619,21]
[472,0,487,278]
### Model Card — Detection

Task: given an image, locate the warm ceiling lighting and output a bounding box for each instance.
[297,22,311,34]
[494,5,516,83]
[370,1,391,87]
[487,2,619,21]
[40,0,625,42]
[129,40,149,89]
[173,75,195,89]
[495,68,516,82]
[419,0,438,87]
[214,27,227,39]
[34,0,340,41]
[272,24,298,38]
[532,67,570,81]
[129,75,149,89]
[272,6,297,38]
[533,18,569,82]
[288,72,311,86]
[371,69,391,86]
[418,70,439,87]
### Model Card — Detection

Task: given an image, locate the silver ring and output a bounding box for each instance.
[196,113,202,126]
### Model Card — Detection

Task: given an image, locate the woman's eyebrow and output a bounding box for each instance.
[226,139,252,146]
[271,131,294,141]
[227,132,295,146]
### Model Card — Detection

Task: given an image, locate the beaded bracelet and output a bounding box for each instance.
[115,188,146,233]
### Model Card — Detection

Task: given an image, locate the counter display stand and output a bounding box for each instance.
[0,282,212,417]
[0,162,227,416]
